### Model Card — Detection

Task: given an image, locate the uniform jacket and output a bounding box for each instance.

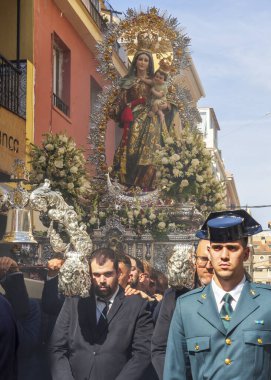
[49,287,153,380]
[164,281,271,380]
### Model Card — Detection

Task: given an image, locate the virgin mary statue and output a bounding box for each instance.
[111,48,181,191]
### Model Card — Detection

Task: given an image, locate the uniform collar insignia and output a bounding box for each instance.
[249,289,256,296]
[255,320,264,325]
[201,293,207,299]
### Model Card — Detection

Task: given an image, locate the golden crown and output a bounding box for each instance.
[158,58,172,74]
[137,31,159,53]
[125,30,172,55]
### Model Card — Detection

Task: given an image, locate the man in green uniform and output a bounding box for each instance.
[164,209,271,380]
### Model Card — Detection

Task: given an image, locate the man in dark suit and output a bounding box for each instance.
[0,294,18,380]
[49,248,153,380]
[0,256,46,380]
[41,259,65,344]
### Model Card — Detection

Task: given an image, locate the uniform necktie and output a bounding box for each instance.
[220,293,233,329]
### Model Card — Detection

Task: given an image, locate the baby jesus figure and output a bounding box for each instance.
[141,69,169,122]
[149,69,168,122]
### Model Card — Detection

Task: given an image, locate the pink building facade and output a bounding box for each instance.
[33,0,120,166]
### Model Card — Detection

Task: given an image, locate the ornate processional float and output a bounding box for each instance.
[87,7,224,275]
[0,8,225,296]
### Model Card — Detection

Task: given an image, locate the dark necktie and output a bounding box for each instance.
[97,299,109,333]
[220,293,233,329]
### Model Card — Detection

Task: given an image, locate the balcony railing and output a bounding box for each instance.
[0,54,27,118]
[53,93,69,116]
[81,0,108,32]
[80,1,128,67]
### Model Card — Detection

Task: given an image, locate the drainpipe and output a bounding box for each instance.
[16,0,21,68]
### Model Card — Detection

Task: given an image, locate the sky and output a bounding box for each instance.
[108,0,271,229]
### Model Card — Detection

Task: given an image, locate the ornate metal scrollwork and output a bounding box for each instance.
[167,243,195,290]
[29,179,92,297]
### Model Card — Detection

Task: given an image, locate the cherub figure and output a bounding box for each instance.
[140,58,171,123]
[148,69,168,122]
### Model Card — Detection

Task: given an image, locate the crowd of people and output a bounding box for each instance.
[1,209,271,380]
[0,230,212,380]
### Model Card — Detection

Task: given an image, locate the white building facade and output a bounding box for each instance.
[197,107,240,209]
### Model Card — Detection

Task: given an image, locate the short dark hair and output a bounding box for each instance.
[127,255,144,273]
[117,254,131,270]
[155,69,168,81]
[153,270,168,295]
[134,257,144,273]
[90,247,119,272]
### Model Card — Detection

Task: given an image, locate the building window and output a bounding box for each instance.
[52,33,70,116]
[198,111,207,137]
[210,116,214,129]
[213,129,217,147]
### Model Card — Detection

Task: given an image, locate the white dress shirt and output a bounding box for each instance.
[95,285,119,322]
[211,275,246,312]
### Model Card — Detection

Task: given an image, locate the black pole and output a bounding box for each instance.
[16,0,21,68]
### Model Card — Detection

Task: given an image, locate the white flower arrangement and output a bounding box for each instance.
[87,199,185,239]
[155,126,225,214]
[29,132,91,222]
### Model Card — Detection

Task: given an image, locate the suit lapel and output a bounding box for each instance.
[227,281,259,335]
[89,291,97,325]
[197,285,226,335]
[107,287,125,324]
[78,291,97,342]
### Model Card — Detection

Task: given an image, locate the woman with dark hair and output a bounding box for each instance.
[112,50,181,190]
